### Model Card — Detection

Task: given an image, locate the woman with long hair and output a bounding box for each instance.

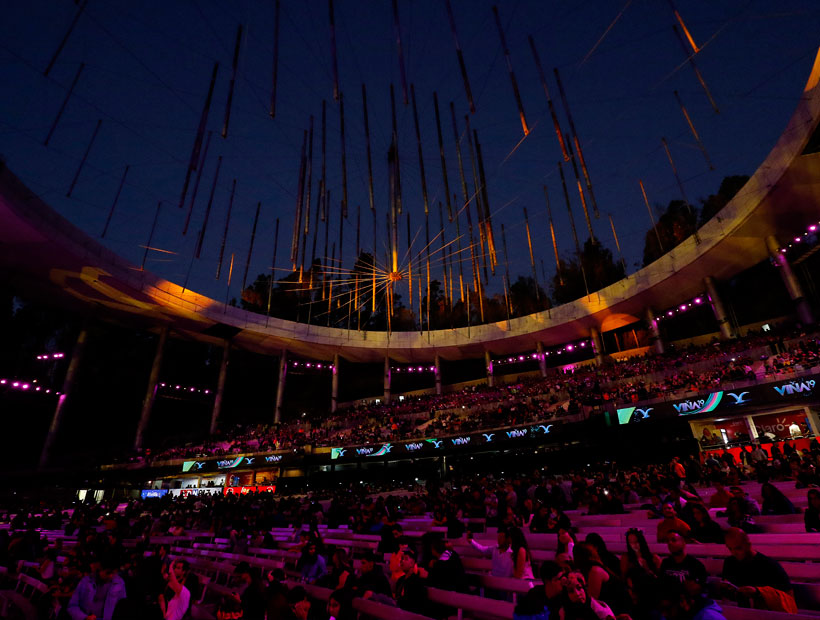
[619,528,660,579]
[804,488,820,532]
[574,543,629,615]
[761,482,797,515]
[584,533,620,577]
[688,502,724,544]
[508,526,534,580]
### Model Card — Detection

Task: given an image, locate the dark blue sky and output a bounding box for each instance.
[1,1,819,303]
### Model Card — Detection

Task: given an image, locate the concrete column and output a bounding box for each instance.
[590,327,606,365]
[434,354,442,395]
[133,326,169,452]
[767,235,814,325]
[645,307,665,355]
[485,350,494,387]
[274,350,287,424]
[383,355,391,403]
[209,340,230,435]
[704,276,735,339]
[536,342,548,377]
[331,353,340,413]
[39,323,89,469]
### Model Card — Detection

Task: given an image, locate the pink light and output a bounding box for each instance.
[175,385,181,389]
[694,297,702,304]
[795,237,802,243]
[306,363,312,367]
[409,367,414,372]
[45,389,50,393]
[567,344,574,351]
[12,382,19,387]
[0,379,5,384]
[810,225,817,232]
[667,310,674,316]
[21,384,29,390]
[518,356,524,361]
[580,342,586,347]
[317,363,323,368]
[679,304,687,311]
[35,387,41,391]
[204,389,210,394]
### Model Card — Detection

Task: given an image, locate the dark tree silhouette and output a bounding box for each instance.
[551,239,625,305]
[699,175,750,226]
[642,200,698,266]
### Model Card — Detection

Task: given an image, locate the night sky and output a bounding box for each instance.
[1,1,819,305]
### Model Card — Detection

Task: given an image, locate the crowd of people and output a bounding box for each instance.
[4,443,820,618]
[141,328,820,464]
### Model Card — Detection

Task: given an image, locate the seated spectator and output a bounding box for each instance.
[348,550,392,600]
[659,531,707,587]
[760,482,797,515]
[428,537,468,592]
[297,542,327,584]
[513,560,567,620]
[559,571,616,620]
[805,488,820,532]
[394,548,428,615]
[659,579,727,620]
[574,543,628,615]
[233,561,267,620]
[720,528,796,613]
[67,554,127,620]
[708,480,731,509]
[509,526,535,580]
[620,528,661,579]
[656,502,691,543]
[729,486,761,516]
[320,548,352,590]
[468,525,513,578]
[326,589,355,620]
[556,527,577,561]
[724,498,760,534]
[285,586,312,620]
[688,503,724,544]
[584,533,621,577]
[159,559,191,620]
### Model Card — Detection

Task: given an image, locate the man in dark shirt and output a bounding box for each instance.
[514,560,566,618]
[394,548,428,615]
[350,551,392,600]
[659,531,707,589]
[427,538,468,593]
[721,528,793,610]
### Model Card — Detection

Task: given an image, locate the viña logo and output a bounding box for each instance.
[356,447,374,455]
[506,429,527,439]
[426,439,444,449]
[727,392,750,405]
[451,436,470,446]
[405,443,423,451]
[265,455,282,463]
[673,400,706,413]
[774,379,816,396]
[482,433,495,442]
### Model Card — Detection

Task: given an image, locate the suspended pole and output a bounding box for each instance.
[327,242,335,325]
[558,160,589,296]
[372,208,377,312]
[44,0,86,77]
[66,118,101,198]
[362,85,376,213]
[323,190,331,299]
[543,185,562,285]
[433,93,454,221]
[269,0,281,117]
[179,62,219,209]
[216,179,237,280]
[266,218,280,322]
[222,24,243,139]
[329,0,340,101]
[464,197,483,321]
[639,179,665,255]
[291,130,308,270]
[474,130,497,270]
[523,208,540,301]
[183,131,213,235]
[241,201,262,290]
[406,211,413,321]
[674,90,714,170]
[661,137,700,243]
[101,164,129,238]
[528,37,569,161]
[668,0,700,53]
[320,100,327,221]
[565,133,595,243]
[492,5,529,135]
[44,62,84,146]
[356,204,361,257]
[339,92,349,218]
[224,253,235,307]
[443,0,475,114]
[301,116,314,278]
[608,213,627,273]
[554,68,600,218]
[501,223,512,322]
[392,0,409,105]
[390,84,403,215]
[438,201,450,309]
[141,201,162,271]
[464,115,489,284]
[450,104,473,298]
[673,25,719,113]
[410,85,430,216]
[196,155,223,259]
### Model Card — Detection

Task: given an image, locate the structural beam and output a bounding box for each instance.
[536,342,547,377]
[331,353,340,413]
[274,350,287,423]
[485,350,494,387]
[767,235,814,326]
[39,322,89,468]
[435,354,442,395]
[210,340,230,434]
[383,355,391,403]
[645,307,664,355]
[590,326,605,365]
[704,276,735,339]
[133,326,169,451]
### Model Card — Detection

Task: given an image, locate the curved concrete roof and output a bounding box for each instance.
[2,49,820,363]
